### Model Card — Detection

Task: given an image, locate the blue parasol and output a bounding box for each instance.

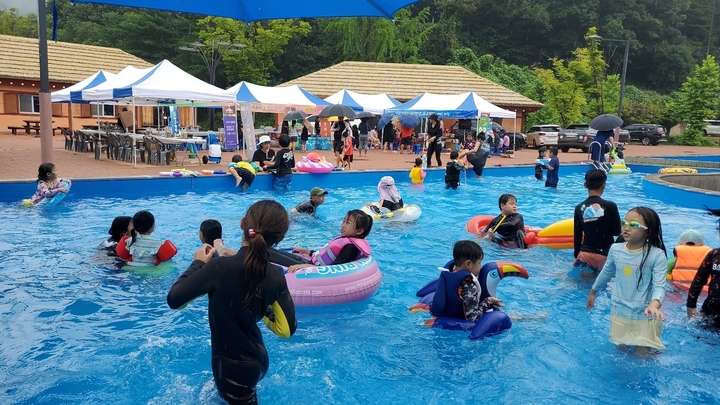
[399,115,419,129]
[377,114,394,128]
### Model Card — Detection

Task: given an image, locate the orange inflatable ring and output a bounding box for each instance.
[466,215,574,250]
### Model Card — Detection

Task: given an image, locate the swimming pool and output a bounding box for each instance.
[2,171,720,404]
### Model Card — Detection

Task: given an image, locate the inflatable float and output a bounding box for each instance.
[608,162,631,174]
[297,152,334,174]
[659,167,698,174]
[409,261,529,339]
[279,256,382,306]
[361,204,422,222]
[21,180,71,208]
[466,215,574,250]
[116,235,178,269]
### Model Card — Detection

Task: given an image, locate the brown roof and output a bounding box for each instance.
[280,61,543,109]
[0,34,154,84]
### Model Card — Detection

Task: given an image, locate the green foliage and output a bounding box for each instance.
[0,7,37,37]
[324,8,433,64]
[197,17,311,85]
[534,59,586,128]
[677,55,720,145]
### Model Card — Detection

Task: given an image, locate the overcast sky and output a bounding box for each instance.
[1,0,37,15]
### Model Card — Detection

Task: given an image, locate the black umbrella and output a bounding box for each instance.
[356,111,377,119]
[318,104,357,119]
[282,110,307,122]
[589,114,623,131]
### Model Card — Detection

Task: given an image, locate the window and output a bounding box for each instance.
[19,94,40,113]
[91,104,115,117]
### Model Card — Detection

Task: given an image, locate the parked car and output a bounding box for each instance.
[490,122,527,150]
[558,124,631,153]
[526,125,560,148]
[703,120,720,136]
[622,124,667,145]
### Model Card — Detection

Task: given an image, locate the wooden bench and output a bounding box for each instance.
[7,126,24,135]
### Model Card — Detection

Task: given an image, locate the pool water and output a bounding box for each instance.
[2,171,720,404]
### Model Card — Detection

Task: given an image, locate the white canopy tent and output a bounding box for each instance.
[385,92,516,118]
[323,89,400,114]
[224,81,329,108]
[51,70,115,103]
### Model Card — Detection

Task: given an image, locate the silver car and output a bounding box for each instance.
[526,125,560,148]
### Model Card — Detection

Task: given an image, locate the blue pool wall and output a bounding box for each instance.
[656,155,720,163]
[1,164,718,208]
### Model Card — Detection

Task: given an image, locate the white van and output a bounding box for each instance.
[703,120,720,136]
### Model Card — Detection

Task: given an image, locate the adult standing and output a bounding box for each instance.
[426,113,443,167]
[590,127,616,166]
[252,135,276,172]
[382,120,395,152]
[314,117,321,136]
[358,118,370,157]
[288,120,299,151]
[167,200,297,405]
[331,117,350,162]
[300,118,311,152]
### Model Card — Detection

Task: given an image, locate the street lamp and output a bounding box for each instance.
[179,40,244,129]
[588,35,632,117]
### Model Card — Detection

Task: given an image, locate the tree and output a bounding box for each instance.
[197,17,311,85]
[534,59,586,128]
[0,7,37,37]
[677,55,720,145]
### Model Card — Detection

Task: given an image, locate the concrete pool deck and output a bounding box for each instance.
[1,134,718,181]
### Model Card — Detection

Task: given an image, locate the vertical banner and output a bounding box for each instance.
[169,106,181,137]
[223,105,238,150]
[239,103,256,161]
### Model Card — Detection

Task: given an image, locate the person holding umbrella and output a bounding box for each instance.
[426,113,443,167]
[398,115,419,154]
[589,114,623,169]
[332,117,352,167]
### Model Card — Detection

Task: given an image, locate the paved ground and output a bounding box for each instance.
[1,134,718,181]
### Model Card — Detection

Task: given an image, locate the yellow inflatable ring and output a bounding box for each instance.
[658,167,698,174]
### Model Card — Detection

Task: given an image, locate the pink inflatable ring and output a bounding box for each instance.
[296,156,334,174]
[280,256,382,306]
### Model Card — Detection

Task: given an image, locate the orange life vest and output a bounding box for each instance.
[671,245,712,283]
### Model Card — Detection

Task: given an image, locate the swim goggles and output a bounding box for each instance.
[621,219,648,230]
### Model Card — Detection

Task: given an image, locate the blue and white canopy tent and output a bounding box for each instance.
[324,90,401,114]
[386,92,518,154]
[51,70,115,103]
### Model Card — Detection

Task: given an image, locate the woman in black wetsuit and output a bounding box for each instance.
[167,200,297,405]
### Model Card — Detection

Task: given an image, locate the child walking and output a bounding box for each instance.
[545,146,559,188]
[342,131,354,170]
[587,207,668,352]
[167,200,297,405]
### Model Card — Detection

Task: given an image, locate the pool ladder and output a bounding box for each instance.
[588,141,612,172]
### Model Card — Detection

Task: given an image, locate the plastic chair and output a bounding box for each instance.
[206,132,222,164]
[62,128,73,150]
[392,142,398,151]
[412,144,422,154]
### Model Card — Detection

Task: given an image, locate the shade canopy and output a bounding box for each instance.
[71,0,421,22]
[323,90,400,114]
[225,81,329,107]
[51,70,115,103]
[79,65,154,103]
[386,92,516,119]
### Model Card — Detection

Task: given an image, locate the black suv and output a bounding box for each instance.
[490,122,527,150]
[558,124,631,152]
[622,124,667,145]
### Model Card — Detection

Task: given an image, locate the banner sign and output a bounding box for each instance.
[223,105,238,150]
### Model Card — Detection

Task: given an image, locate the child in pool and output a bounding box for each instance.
[100,216,133,250]
[587,207,668,353]
[667,229,710,279]
[409,158,426,184]
[544,147,559,188]
[26,163,72,205]
[444,150,466,189]
[264,135,295,191]
[431,241,504,321]
[481,194,527,248]
[228,154,258,190]
[287,210,373,272]
[373,176,404,211]
[687,208,720,327]
[534,147,548,180]
[119,210,163,266]
[199,219,222,258]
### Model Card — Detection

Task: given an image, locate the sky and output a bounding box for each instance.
[1,0,37,15]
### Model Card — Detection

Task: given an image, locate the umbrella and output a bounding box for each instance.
[377,114,394,128]
[589,114,623,131]
[306,114,318,123]
[318,104,357,119]
[356,111,377,119]
[282,110,307,122]
[399,115,420,129]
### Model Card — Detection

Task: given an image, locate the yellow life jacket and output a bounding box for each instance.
[671,245,712,282]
